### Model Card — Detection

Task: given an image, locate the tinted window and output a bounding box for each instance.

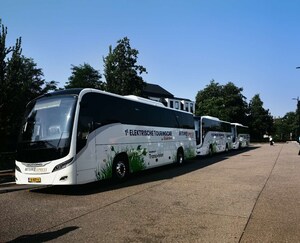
[176,112,194,129]
[221,122,232,133]
[78,92,193,129]
[237,126,249,135]
[202,118,231,133]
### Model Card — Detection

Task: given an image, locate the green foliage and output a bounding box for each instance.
[195,80,248,124]
[195,80,276,141]
[103,37,147,96]
[65,63,104,89]
[0,20,57,151]
[184,145,196,159]
[95,145,147,180]
[95,160,113,181]
[195,80,222,117]
[0,152,15,170]
[128,145,147,172]
[273,112,298,141]
[248,94,273,140]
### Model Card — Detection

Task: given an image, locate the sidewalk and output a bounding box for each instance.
[0,170,42,193]
[240,141,300,242]
[0,169,20,193]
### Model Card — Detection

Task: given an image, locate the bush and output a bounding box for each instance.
[0,152,15,170]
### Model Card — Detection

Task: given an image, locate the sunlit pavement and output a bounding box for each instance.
[1,142,300,242]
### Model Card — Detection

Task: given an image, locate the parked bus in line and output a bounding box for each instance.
[15,88,196,185]
[194,116,233,156]
[231,123,250,149]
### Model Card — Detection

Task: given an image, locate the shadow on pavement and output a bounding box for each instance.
[31,146,259,196]
[8,226,79,243]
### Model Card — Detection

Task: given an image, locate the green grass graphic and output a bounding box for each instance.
[95,145,147,180]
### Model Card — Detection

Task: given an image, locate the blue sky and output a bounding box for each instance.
[2,0,300,117]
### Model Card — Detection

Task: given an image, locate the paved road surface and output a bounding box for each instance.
[0,142,299,242]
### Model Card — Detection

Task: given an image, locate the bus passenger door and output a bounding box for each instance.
[194,118,201,145]
[76,106,97,183]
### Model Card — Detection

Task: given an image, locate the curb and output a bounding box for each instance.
[0,184,41,194]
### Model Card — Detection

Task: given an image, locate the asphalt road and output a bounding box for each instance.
[0,142,299,242]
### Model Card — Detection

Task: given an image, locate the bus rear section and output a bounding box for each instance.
[194,116,232,156]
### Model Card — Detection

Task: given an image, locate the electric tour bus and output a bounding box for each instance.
[194,116,233,156]
[231,123,250,149]
[15,88,196,185]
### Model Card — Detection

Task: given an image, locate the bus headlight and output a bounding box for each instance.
[52,158,74,172]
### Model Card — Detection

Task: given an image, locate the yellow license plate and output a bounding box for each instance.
[28,177,41,183]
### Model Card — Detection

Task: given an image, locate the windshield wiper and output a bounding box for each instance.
[56,132,65,148]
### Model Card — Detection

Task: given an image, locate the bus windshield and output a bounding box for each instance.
[17,95,77,163]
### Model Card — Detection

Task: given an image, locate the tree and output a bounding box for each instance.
[195,80,222,117]
[0,20,57,151]
[222,82,248,124]
[273,112,297,141]
[65,63,104,89]
[248,94,273,141]
[195,80,248,123]
[103,37,147,96]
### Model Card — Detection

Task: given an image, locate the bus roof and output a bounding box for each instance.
[35,88,194,116]
[124,95,165,107]
[194,115,232,124]
[43,88,192,114]
[45,88,84,96]
[201,115,220,121]
[231,123,248,128]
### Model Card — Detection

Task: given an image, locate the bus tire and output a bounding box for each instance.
[112,155,129,181]
[177,149,184,165]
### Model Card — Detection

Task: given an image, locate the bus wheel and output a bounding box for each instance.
[177,149,184,165]
[112,156,129,181]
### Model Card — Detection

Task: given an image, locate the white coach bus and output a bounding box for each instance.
[231,123,250,149]
[15,88,196,185]
[194,116,232,156]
